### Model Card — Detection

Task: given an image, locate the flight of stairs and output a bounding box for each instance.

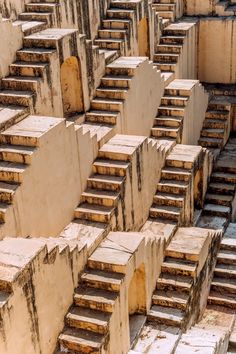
[199,99,231,152]
[151,85,189,142]
[94,1,134,57]
[152,0,177,23]
[208,223,236,309]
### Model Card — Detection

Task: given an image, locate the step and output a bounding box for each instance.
[154,53,179,63]
[20,20,47,36]
[0,90,34,107]
[16,48,55,62]
[157,273,192,293]
[0,144,35,164]
[94,38,124,52]
[87,174,124,192]
[152,290,188,310]
[98,28,127,40]
[211,171,236,184]
[161,96,188,107]
[201,128,225,139]
[74,203,115,223]
[81,269,123,292]
[205,193,233,207]
[208,291,236,309]
[19,12,52,24]
[81,189,119,207]
[74,287,117,313]
[9,61,48,77]
[0,161,26,183]
[217,250,236,265]
[161,257,197,277]
[161,167,191,182]
[156,44,182,54]
[148,305,185,327]
[59,327,104,354]
[221,237,236,252]
[208,182,235,196]
[205,110,229,120]
[151,126,179,139]
[150,204,181,222]
[0,182,18,204]
[154,62,176,72]
[102,18,131,30]
[211,277,236,295]
[160,35,185,45]
[95,87,127,100]
[153,192,184,208]
[91,98,123,112]
[100,75,132,89]
[1,76,40,92]
[66,307,109,335]
[25,3,58,13]
[203,118,226,129]
[158,106,185,117]
[203,203,231,218]
[214,263,236,279]
[156,180,188,195]
[85,110,119,125]
[106,8,134,20]
[92,159,129,177]
[198,137,223,148]
[154,116,182,128]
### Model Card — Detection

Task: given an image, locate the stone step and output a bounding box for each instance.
[203,203,231,218]
[0,161,26,183]
[161,257,197,277]
[217,250,236,265]
[221,237,236,252]
[90,98,123,112]
[0,144,35,164]
[87,174,124,192]
[160,35,185,45]
[214,263,236,279]
[208,182,235,196]
[155,10,175,20]
[205,110,230,120]
[0,129,39,147]
[92,159,129,177]
[161,167,191,182]
[16,47,55,62]
[211,171,236,184]
[1,76,40,92]
[98,28,127,40]
[203,118,226,129]
[154,116,182,128]
[74,287,117,313]
[205,193,233,207]
[157,273,192,293]
[81,189,120,207]
[208,291,236,309]
[25,2,58,12]
[153,3,176,12]
[148,305,185,327]
[20,20,47,36]
[153,192,184,208]
[59,327,104,354]
[198,137,223,148]
[19,12,52,24]
[100,75,132,89]
[107,8,134,20]
[95,87,128,100]
[66,307,110,335]
[201,128,225,139]
[10,61,48,77]
[102,18,131,30]
[156,180,188,195]
[151,126,180,139]
[208,101,231,112]
[85,110,119,125]
[0,182,18,204]
[154,62,176,72]
[156,44,182,54]
[0,90,35,107]
[81,269,123,292]
[152,290,188,310]
[74,203,115,223]
[211,277,236,295]
[150,204,181,222]
[158,106,185,117]
[94,38,125,52]
[154,53,179,63]
[161,96,188,107]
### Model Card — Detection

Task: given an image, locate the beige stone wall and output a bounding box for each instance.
[183,0,217,15]
[198,18,236,84]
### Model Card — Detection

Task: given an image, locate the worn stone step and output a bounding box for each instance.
[91,98,123,112]
[154,53,179,63]
[211,171,236,184]
[205,110,229,120]
[154,62,176,72]
[16,47,56,62]
[161,96,188,107]
[59,327,104,354]
[74,287,117,313]
[208,182,235,196]
[221,237,236,252]
[201,128,225,139]
[100,75,132,89]
[0,90,34,107]
[160,35,185,45]
[96,87,128,100]
[94,38,124,52]
[152,290,188,310]
[217,250,236,265]
[1,76,40,92]
[214,263,236,279]
[151,126,180,139]
[81,189,120,207]
[154,115,182,128]
[203,118,226,129]
[0,182,18,204]
[0,144,35,164]
[74,203,115,223]
[148,305,185,327]
[162,257,197,277]
[87,174,124,192]
[81,269,123,292]
[157,273,192,293]
[198,137,223,148]
[19,12,52,24]
[157,180,188,195]
[158,106,185,117]
[66,307,110,335]
[98,28,127,39]
[107,8,134,20]
[153,192,184,208]
[211,277,236,294]
[203,203,231,218]
[156,44,182,54]
[19,20,47,36]
[85,110,119,125]
[208,101,231,112]
[208,291,236,309]
[0,161,26,183]
[102,18,131,30]
[25,2,58,12]
[150,204,181,222]
[92,159,129,177]
[161,167,191,182]
[205,193,233,207]
[10,61,48,77]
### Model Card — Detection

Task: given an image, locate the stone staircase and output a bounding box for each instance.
[199,98,231,153]
[202,137,236,221]
[146,228,211,330]
[152,0,177,23]
[208,223,236,309]
[151,83,190,142]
